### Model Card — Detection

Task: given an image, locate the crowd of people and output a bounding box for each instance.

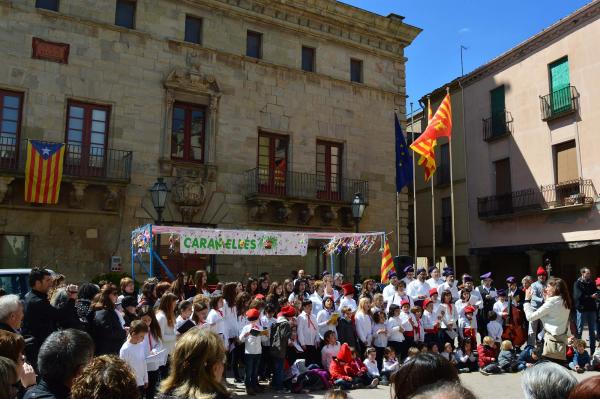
[0,264,600,399]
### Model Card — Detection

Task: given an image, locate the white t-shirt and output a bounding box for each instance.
[321,342,341,369]
[364,358,380,377]
[120,340,148,387]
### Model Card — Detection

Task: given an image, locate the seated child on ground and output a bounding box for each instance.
[381,347,399,383]
[569,339,592,373]
[518,345,541,368]
[441,342,457,366]
[497,340,525,372]
[455,338,478,373]
[477,336,501,375]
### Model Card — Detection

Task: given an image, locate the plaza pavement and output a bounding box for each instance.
[228,370,591,399]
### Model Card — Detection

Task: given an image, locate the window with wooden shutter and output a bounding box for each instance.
[555,140,578,184]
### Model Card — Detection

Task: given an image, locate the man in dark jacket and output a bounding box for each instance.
[271,305,294,394]
[21,268,78,370]
[24,329,94,399]
[573,267,598,351]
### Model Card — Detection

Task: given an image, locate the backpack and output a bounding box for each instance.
[270,320,289,358]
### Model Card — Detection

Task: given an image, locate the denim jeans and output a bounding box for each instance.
[334,379,353,390]
[244,353,261,388]
[576,310,597,350]
[273,358,285,390]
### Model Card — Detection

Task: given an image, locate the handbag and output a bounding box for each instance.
[542,324,568,360]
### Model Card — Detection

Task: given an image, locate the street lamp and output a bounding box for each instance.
[150,177,169,224]
[352,192,366,284]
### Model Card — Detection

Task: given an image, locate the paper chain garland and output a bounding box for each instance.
[323,233,388,255]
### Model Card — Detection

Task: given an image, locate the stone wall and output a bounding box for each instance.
[0,0,419,282]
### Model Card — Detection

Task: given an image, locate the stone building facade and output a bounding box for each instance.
[0,0,420,282]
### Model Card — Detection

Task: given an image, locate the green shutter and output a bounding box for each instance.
[490,86,505,135]
[549,58,571,114]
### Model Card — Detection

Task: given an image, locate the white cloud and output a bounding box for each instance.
[458,27,471,34]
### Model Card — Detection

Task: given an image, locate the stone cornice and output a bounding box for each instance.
[181,0,421,57]
[460,1,600,87]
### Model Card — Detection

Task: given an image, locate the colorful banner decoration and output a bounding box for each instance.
[24,140,65,204]
[178,229,308,256]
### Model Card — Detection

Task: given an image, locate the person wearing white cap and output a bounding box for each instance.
[426,267,445,289]
[406,268,431,307]
[401,266,415,287]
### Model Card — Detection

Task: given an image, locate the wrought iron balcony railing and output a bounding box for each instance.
[540,86,579,121]
[245,167,369,204]
[0,138,132,182]
[483,110,513,142]
[477,178,597,219]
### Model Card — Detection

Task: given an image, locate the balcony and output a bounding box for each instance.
[0,138,132,183]
[483,110,513,142]
[477,178,597,220]
[540,86,579,121]
[245,168,368,204]
[244,168,369,227]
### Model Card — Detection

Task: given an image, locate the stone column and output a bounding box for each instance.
[205,95,219,164]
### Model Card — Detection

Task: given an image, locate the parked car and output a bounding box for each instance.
[0,268,30,298]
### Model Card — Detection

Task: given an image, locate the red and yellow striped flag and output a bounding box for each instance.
[380,240,394,283]
[411,93,453,181]
[24,140,65,204]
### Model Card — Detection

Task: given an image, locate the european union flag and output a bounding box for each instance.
[395,114,413,192]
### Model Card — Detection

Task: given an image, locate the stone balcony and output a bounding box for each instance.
[244,167,369,227]
[0,138,132,210]
[477,178,597,220]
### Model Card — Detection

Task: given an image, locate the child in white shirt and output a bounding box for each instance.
[364,347,380,380]
[493,292,509,326]
[382,346,400,384]
[486,311,503,345]
[372,310,388,371]
[191,301,209,329]
[119,320,149,397]
[239,308,269,395]
[175,300,193,335]
[321,330,341,370]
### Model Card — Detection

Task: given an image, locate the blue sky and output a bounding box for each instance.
[343,0,591,111]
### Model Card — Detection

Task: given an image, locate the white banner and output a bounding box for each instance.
[179,229,308,256]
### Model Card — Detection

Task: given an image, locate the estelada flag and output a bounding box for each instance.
[410,93,453,181]
[380,240,394,283]
[24,140,65,204]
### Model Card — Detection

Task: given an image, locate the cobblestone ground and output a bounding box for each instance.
[228,370,591,399]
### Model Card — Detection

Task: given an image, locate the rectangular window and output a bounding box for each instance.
[115,0,136,29]
[437,143,450,186]
[555,140,578,184]
[65,101,111,175]
[490,85,506,136]
[184,15,202,45]
[35,0,59,11]
[494,158,512,214]
[0,235,29,267]
[316,140,343,200]
[246,31,262,59]
[171,102,206,163]
[257,132,288,195]
[0,89,24,166]
[301,46,316,72]
[350,59,363,83]
[549,57,570,114]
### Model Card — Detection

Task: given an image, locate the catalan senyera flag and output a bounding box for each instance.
[411,93,453,181]
[380,240,394,283]
[24,140,65,204]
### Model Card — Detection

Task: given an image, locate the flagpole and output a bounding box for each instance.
[410,103,417,263]
[395,110,401,257]
[427,96,436,269]
[447,87,457,275]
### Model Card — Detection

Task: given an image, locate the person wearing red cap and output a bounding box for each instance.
[399,299,417,359]
[339,284,357,313]
[239,308,268,395]
[329,343,356,390]
[527,266,548,346]
[458,305,477,344]
[270,306,294,393]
